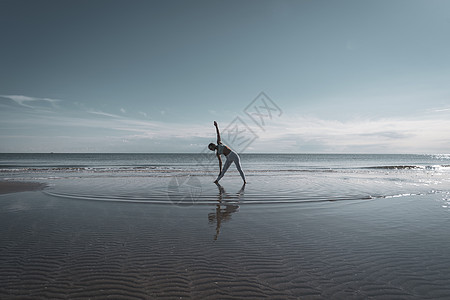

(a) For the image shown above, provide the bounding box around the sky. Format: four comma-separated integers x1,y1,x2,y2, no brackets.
1,0,449,153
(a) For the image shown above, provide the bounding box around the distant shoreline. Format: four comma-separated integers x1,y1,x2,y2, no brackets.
0,152,444,155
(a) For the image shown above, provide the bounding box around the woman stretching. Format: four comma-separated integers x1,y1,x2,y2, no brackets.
208,121,246,184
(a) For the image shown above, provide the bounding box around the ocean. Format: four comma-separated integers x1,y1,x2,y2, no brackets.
1,153,450,205
2,153,450,298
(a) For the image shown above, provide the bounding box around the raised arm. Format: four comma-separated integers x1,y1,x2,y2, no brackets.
214,121,221,144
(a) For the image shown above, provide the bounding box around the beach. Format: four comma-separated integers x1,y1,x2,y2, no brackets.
1,153,450,299
2,0,450,297
0,181,47,195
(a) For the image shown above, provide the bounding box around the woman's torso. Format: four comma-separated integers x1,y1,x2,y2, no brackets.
217,144,231,156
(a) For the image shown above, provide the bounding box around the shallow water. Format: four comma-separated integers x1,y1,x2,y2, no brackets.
1,153,450,298
1,191,450,299
2,153,450,205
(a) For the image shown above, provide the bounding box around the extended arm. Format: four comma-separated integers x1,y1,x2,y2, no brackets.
214,121,221,144
217,153,222,174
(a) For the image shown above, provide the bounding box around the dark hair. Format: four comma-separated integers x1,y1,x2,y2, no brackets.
208,143,215,149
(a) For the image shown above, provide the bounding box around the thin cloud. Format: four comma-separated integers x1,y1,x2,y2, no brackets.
0,94,61,108
253,115,450,153
1,102,209,141
87,110,123,119
3,94,449,153
430,107,450,113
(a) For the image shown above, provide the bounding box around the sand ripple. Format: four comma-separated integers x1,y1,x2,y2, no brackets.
2,179,450,299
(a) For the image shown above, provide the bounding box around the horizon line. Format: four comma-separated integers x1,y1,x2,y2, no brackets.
0,152,447,156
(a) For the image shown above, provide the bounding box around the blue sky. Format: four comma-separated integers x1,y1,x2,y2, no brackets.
1,0,449,153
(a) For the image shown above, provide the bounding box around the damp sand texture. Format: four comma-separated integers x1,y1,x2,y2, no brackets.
0,181,47,195
1,153,450,299
2,186,450,299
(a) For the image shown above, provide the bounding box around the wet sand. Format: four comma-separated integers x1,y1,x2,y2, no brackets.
0,181,47,195
1,181,450,299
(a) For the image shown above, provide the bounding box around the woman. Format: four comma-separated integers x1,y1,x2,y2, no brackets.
208,121,246,184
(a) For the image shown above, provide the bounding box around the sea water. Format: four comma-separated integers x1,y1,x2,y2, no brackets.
2,153,450,299
1,153,450,206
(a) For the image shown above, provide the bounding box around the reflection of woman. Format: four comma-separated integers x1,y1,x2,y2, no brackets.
208,182,245,240
208,121,246,184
